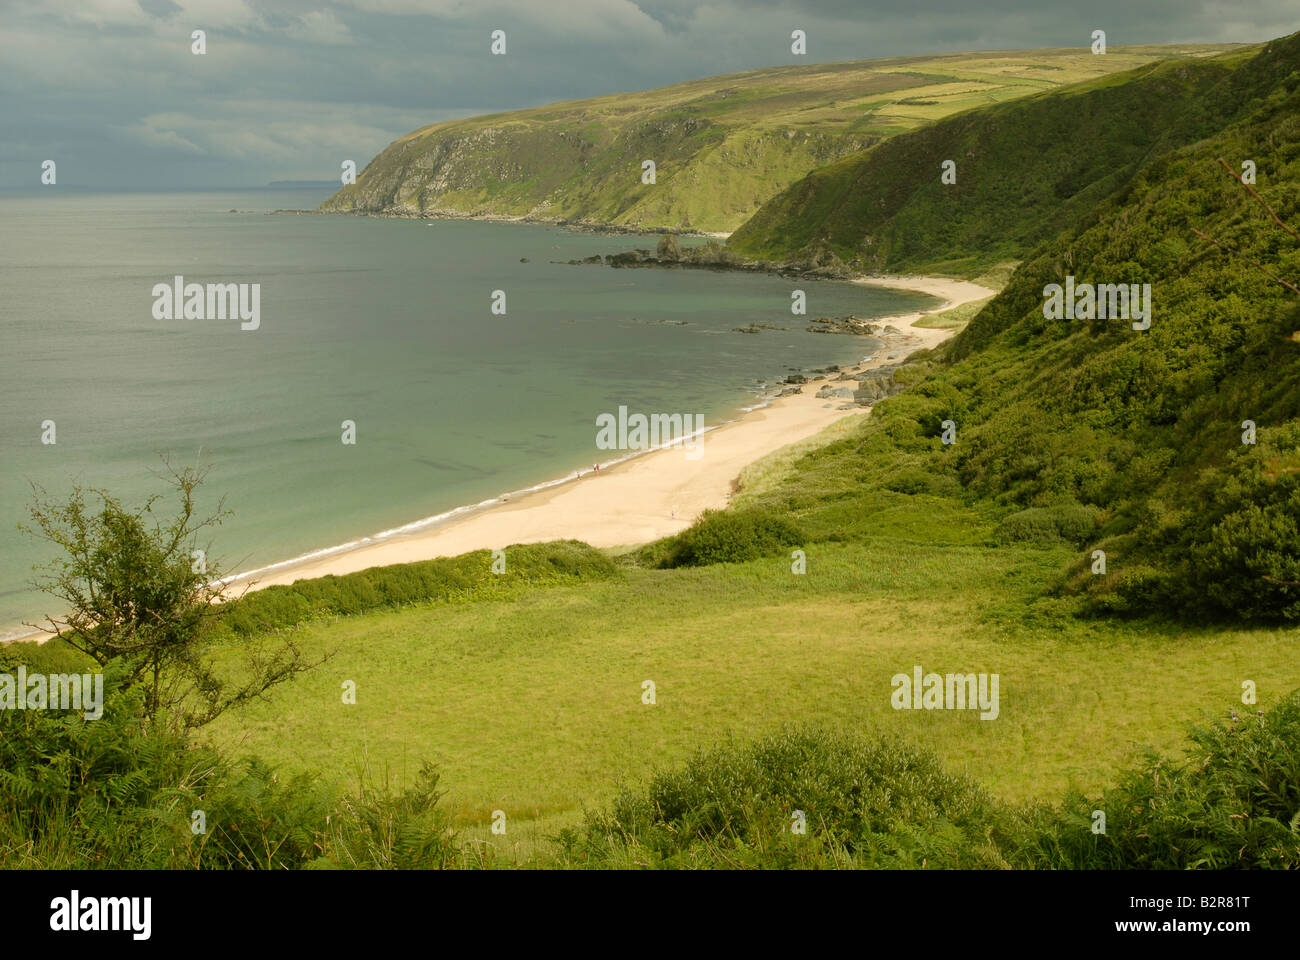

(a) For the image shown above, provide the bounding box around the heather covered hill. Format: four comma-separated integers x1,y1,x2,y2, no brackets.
320,46,1231,234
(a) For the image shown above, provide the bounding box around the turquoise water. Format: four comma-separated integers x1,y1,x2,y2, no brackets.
0,189,936,634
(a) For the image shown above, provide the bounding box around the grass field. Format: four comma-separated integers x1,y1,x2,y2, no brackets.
202,414,1300,859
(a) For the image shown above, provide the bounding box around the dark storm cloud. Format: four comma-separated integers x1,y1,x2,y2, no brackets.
0,0,1291,188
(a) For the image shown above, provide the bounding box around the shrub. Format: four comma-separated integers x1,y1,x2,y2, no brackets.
213,540,619,638
885,469,932,495
0,665,458,869
994,503,1102,545
557,728,1009,868
0,663,210,868
0,637,94,675
656,508,805,568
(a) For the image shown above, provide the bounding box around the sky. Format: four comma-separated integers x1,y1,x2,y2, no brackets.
2,0,1296,188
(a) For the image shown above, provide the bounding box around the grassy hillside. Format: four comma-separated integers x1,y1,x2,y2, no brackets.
10,585,1298,869
198,521,1299,836
729,46,1263,274
727,31,1300,624
320,46,1234,234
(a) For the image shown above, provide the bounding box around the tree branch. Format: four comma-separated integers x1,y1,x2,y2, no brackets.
1217,157,1300,242
1190,227,1300,297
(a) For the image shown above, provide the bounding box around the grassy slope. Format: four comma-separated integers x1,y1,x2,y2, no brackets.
729,47,1261,274
725,32,1300,619
202,450,1300,848
927,33,1300,619
320,46,1234,234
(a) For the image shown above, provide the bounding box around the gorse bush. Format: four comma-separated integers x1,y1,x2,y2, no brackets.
648,507,805,568
994,503,1104,545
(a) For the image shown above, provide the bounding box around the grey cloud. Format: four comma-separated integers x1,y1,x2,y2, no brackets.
1,0,1290,188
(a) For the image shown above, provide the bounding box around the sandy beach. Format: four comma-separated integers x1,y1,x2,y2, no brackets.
244,275,995,591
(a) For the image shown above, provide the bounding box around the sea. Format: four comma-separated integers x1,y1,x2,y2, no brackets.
0,187,937,636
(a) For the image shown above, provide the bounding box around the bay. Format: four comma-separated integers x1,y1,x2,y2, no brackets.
0,188,936,633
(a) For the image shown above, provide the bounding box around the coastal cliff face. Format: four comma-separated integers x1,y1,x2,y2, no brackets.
319,47,1208,235
323,118,865,233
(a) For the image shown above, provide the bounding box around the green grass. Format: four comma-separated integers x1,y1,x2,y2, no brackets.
913,296,993,329
203,523,1300,843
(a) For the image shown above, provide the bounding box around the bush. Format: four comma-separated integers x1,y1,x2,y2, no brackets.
557,728,1009,868
994,503,1103,545
213,540,619,638
1173,427,1300,622
0,637,95,675
196,759,457,870
885,469,933,495
0,663,210,868
0,665,458,869
654,508,805,568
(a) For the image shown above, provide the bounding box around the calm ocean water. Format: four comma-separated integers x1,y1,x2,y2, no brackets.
0,188,935,635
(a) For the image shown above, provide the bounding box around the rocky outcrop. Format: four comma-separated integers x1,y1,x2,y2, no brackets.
806,315,882,336
852,368,906,405
563,235,864,280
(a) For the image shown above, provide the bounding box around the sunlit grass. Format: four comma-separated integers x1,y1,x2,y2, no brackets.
205,536,1300,838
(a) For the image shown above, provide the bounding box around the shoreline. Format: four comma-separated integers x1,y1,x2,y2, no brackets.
301,207,734,240
242,275,992,591
4,273,994,643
